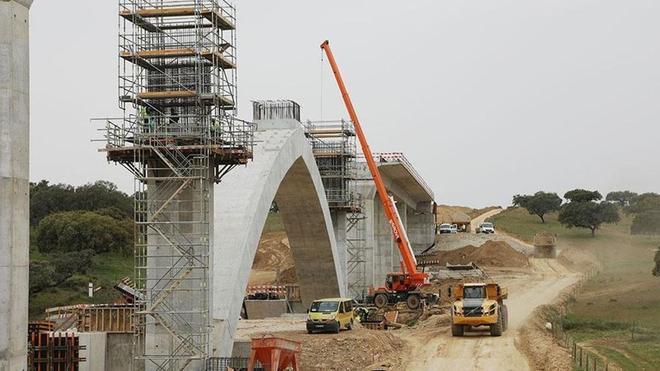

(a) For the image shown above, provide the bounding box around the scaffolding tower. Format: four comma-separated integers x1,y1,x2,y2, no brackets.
100,1,253,369
304,120,367,299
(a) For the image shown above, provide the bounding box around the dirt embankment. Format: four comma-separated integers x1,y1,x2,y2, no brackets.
250,231,297,285
517,280,582,371
269,328,408,371
252,231,293,271
422,240,530,268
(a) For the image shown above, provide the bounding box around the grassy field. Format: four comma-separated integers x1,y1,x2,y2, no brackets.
29,251,133,319
492,207,660,370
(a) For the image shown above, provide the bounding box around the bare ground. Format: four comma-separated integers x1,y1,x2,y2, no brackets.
399,257,579,370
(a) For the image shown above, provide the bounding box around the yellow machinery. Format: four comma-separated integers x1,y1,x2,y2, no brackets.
306,298,355,334
451,282,508,337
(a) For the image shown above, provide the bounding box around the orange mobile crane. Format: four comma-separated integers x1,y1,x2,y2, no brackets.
321,40,431,309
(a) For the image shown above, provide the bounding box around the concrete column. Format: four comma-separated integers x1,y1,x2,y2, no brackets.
373,193,393,284
145,172,209,370
0,1,33,370
406,201,435,252
392,200,407,272
331,210,347,291
361,191,376,289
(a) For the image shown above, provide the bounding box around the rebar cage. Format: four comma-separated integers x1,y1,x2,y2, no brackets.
95,1,254,369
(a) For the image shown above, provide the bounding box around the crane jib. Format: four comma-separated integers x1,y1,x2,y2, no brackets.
320,39,428,286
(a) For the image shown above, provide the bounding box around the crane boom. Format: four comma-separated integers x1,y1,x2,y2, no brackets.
320,40,427,286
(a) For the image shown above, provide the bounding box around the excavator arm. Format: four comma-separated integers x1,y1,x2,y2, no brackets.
320,40,427,286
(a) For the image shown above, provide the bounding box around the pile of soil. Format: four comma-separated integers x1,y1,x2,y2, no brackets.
252,232,293,271
423,240,529,268
276,266,298,284
273,329,407,370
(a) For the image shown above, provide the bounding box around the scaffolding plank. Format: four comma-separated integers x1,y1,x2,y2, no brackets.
138,90,198,100
120,7,235,30
121,49,236,69
103,144,251,165
119,12,161,32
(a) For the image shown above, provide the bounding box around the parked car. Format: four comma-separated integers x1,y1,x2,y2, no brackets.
477,222,495,234
438,223,453,234
450,224,459,233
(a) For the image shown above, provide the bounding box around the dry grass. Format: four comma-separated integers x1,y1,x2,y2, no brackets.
494,207,660,370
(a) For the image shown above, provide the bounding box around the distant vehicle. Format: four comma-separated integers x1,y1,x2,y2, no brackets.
533,231,557,258
450,224,459,233
306,297,354,334
438,223,453,234
477,222,495,234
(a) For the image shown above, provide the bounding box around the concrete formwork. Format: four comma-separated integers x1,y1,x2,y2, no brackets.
211,120,346,357
0,1,33,370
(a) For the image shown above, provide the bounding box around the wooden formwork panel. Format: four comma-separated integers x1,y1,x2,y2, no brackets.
78,306,134,333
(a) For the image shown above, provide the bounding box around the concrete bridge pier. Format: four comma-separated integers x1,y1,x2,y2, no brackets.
0,1,33,370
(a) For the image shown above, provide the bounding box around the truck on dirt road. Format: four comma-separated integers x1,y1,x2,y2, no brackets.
533,231,557,258
450,282,508,337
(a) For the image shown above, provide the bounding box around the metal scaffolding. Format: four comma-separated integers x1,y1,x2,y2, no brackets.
346,207,368,300
304,119,359,209
304,119,367,299
98,1,253,369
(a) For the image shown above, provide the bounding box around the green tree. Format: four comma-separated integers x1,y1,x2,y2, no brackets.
29,250,94,293
29,181,75,225
36,211,133,255
605,191,638,207
631,211,660,235
625,193,660,214
558,201,620,236
564,189,602,203
512,194,532,207
513,192,562,223
29,180,133,225
73,181,132,217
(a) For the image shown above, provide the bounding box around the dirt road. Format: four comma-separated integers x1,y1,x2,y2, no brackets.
470,208,504,233
401,258,578,370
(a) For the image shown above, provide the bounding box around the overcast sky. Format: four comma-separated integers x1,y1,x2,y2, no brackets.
29,1,660,208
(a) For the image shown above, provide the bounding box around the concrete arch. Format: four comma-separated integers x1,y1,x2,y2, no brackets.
210,120,346,356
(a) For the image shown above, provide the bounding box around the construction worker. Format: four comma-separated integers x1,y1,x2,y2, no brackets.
210,117,221,140
138,106,149,133
653,247,660,276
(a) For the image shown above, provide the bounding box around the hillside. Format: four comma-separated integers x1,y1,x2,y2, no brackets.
492,207,660,370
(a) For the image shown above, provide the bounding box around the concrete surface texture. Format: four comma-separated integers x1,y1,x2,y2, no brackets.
211,119,346,357
244,300,289,320
77,333,140,371
78,333,107,371
0,1,32,370
144,173,210,369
